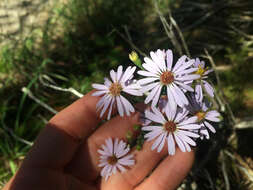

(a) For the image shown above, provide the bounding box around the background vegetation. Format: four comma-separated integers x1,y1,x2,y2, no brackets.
0,0,253,189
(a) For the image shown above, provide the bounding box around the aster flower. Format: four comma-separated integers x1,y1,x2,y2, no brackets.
142,104,200,155
98,138,135,181
187,93,221,139
138,49,200,108
194,58,214,100
92,65,142,119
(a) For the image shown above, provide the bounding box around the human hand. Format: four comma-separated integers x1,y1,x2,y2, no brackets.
4,91,194,190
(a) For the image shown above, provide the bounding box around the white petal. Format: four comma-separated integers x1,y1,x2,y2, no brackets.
100,96,112,118
144,128,164,141
92,83,108,91
178,116,198,125
151,85,162,107
176,74,200,81
123,88,143,96
167,133,175,155
145,84,161,105
107,97,115,120
116,96,124,116
151,106,166,122
174,133,186,152
138,70,159,77
177,124,201,130
92,90,108,97
176,67,198,75
165,100,177,121
178,130,199,138
172,55,187,72
157,132,167,152
140,82,159,93
204,121,216,133
174,59,194,73
166,85,177,110
105,138,113,155
176,131,196,146
117,65,123,81
203,81,214,97
138,77,158,85
110,70,117,83
145,110,166,124
166,49,173,71
120,95,135,116
174,81,194,92
152,133,166,152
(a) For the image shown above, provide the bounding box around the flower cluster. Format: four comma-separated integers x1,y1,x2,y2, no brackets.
93,49,221,180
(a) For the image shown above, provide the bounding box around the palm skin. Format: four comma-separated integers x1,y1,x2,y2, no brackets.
4,91,194,190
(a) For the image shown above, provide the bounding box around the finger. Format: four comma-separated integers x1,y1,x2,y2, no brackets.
99,140,168,190
22,91,102,169
65,112,140,182
135,149,195,190
49,90,101,139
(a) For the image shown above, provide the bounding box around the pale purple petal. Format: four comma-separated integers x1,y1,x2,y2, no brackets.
120,95,134,116
176,74,200,81
174,81,194,92
144,128,164,141
174,59,195,73
166,86,177,109
105,138,113,155
204,121,216,133
140,82,159,93
123,88,142,96
174,133,186,152
116,96,124,116
178,130,199,138
203,81,214,97
165,101,177,121
177,124,201,130
195,84,203,102
172,55,187,72
100,96,112,117
117,66,123,81
176,131,196,146
145,110,166,124
168,133,175,155
138,77,158,85
151,133,166,151
138,70,159,77
157,133,167,152
104,77,112,86
151,85,162,107
92,83,108,91
206,110,220,118
176,67,198,75
151,106,166,122
166,49,173,71
107,97,115,120
145,84,161,105
92,90,108,97
178,116,198,125
205,115,220,122
150,51,165,71
110,70,117,83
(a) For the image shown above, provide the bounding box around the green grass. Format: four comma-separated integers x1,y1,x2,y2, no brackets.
0,0,253,189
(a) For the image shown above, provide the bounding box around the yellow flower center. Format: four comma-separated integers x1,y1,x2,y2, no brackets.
196,111,206,122
109,82,122,96
195,65,208,77
163,121,177,133
160,71,174,85
107,155,118,165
